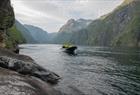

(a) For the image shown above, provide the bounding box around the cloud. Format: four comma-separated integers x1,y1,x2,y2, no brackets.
11,0,123,33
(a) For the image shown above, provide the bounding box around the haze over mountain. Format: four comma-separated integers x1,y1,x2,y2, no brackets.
53,18,92,44
11,0,123,33
59,19,92,33
15,20,50,44
15,20,36,43
52,0,140,47
9,0,140,47
24,25,48,43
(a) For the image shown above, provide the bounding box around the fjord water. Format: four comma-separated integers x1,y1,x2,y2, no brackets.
20,44,140,95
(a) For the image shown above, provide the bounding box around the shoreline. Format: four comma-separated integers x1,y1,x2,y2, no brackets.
0,48,62,95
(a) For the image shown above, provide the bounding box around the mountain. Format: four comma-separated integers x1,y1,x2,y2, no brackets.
59,19,92,33
53,19,92,44
15,20,36,43
24,25,48,43
85,0,140,47
16,21,49,44
47,32,57,44
53,0,140,47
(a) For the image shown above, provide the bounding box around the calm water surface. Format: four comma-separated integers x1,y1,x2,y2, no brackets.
20,44,140,95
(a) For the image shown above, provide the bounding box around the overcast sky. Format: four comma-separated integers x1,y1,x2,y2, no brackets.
11,0,123,33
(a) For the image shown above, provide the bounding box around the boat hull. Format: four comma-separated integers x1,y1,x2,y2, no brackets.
63,46,77,54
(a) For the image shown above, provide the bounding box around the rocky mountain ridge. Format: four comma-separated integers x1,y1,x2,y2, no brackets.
59,18,92,33
53,0,140,47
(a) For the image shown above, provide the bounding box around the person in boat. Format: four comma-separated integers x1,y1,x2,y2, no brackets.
62,43,73,48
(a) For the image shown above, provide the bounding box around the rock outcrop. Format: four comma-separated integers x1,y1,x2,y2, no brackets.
0,67,63,95
0,67,50,95
0,0,14,47
0,0,25,49
0,48,62,95
0,56,60,84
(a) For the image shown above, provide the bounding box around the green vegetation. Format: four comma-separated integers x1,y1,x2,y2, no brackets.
5,25,26,48
0,8,14,29
113,14,140,47
49,0,140,47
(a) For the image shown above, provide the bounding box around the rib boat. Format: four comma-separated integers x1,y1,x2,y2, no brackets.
62,44,77,54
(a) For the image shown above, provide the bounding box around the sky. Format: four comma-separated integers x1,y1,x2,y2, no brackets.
11,0,124,33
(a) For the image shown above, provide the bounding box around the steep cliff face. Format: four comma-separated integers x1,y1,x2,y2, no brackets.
0,1,26,48
86,0,140,47
54,0,140,47
112,0,140,47
0,0,15,47
54,19,92,44
59,19,92,33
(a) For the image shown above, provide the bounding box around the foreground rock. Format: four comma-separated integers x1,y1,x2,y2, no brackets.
0,0,63,94
0,67,64,95
0,48,61,84
0,48,34,62
0,56,60,84
0,48,64,95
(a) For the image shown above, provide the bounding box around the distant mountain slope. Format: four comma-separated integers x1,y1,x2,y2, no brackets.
54,19,92,44
53,0,140,47
24,25,48,43
47,32,57,44
15,20,36,43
